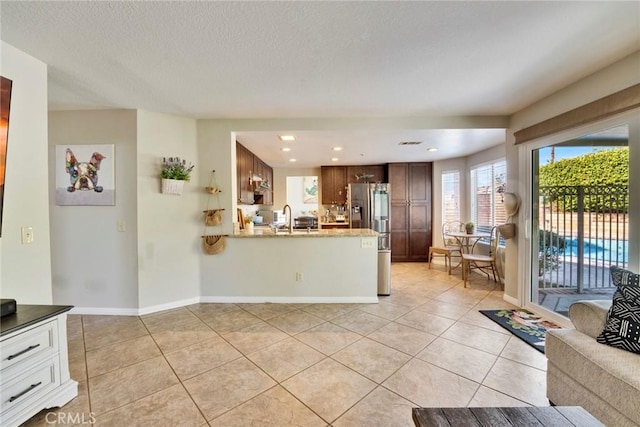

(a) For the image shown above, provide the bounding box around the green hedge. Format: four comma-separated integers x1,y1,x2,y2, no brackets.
539,148,628,212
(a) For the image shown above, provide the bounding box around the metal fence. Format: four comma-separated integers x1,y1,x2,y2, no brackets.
538,184,629,291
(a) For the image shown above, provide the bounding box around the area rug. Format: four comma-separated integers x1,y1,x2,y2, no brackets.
479,309,562,353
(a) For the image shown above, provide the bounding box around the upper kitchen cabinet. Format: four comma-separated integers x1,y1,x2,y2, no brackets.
321,166,348,205
346,165,386,184
236,141,273,205
388,162,432,262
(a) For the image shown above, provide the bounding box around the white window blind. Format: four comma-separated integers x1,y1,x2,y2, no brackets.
442,171,460,224
470,160,507,233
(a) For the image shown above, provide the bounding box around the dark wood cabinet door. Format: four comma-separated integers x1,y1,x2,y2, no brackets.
367,165,386,183
321,166,347,205
388,162,432,262
236,142,253,204
347,165,386,184
262,164,273,205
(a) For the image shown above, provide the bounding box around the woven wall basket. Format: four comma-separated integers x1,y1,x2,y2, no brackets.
204,209,223,226
202,235,225,255
498,223,516,240
161,178,185,195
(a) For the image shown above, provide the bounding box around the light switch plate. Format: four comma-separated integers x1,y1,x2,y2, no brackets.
21,226,34,244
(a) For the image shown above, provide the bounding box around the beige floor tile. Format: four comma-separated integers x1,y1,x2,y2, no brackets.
164,336,242,380
333,386,415,427
246,337,325,382
435,287,490,308
416,337,497,383
367,322,437,356
382,292,431,308
67,316,84,340
499,336,548,371
482,357,549,406
295,322,361,355
95,384,205,427
209,385,327,427
81,315,139,332
222,321,289,354
187,302,241,317
415,299,471,320
183,357,276,421
86,335,160,378
357,301,413,320
141,307,204,333
282,358,376,423
332,337,411,383
67,335,86,362
201,309,263,334
151,328,219,353
236,303,298,320
440,322,510,355
69,356,87,382
82,317,149,351
331,309,390,335
267,309,325,335
383,358,479,407
302,303,358,320
395,310,456,336
89,356,179,414
469,385,531,407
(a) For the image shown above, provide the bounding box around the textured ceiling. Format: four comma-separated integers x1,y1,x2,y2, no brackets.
1,1,638,165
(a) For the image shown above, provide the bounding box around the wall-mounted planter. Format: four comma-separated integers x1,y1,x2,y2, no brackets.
161,178,185,195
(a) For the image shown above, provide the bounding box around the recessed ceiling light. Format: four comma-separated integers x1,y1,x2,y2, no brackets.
331,157,339,162
289,158,297,162
427,147,438,152
332,147,343,151
281,147,291,152
279,135,295,141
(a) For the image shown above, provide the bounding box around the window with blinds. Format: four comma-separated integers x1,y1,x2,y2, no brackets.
470,160,507,233
442,171,460,224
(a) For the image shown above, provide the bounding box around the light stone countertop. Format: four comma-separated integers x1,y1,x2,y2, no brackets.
229,227,378,238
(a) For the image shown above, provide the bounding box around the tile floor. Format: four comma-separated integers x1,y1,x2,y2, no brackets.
23,263,549,426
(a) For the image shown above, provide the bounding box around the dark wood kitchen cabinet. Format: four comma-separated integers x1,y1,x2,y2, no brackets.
346,165,386,184
236,141,273,205
321,166,348,205
388,162,432,262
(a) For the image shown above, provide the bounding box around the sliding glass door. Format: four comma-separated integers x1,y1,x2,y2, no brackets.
522,115,638,320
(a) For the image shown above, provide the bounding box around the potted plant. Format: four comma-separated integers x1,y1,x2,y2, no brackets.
465,222,475,234
161,157,194,195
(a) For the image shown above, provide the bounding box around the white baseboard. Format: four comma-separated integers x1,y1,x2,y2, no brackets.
69,307,140,316
200,296,379,304
69,297,201,316
502,293,520,307
138,297,201,316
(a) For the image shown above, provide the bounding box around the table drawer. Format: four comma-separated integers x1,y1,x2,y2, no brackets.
0,320,58,372
1,358,59,414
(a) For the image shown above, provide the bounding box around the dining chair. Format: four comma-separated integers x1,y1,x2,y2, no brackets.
462,226,499,287
428,221,464,274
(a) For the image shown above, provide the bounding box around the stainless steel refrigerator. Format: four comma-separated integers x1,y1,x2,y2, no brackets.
348,183,391,295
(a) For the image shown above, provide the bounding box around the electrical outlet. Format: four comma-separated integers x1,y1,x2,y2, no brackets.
296,272,303,281
117,220,126,232
21,227,34,244
361,238,375,249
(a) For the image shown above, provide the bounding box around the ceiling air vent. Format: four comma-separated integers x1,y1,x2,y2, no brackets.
398,141,423,145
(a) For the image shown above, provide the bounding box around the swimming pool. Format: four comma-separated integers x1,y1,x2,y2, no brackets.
563,237,629,264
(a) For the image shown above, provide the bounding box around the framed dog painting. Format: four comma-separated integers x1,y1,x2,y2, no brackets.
55,144,115,206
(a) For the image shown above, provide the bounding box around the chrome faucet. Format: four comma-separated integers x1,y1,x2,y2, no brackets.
282,204,293,233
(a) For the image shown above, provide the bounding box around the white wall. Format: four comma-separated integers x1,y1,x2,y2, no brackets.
274,167,321,211
49,110,138,310
137,110,200,311
286,176,319,218
0,42,52,304
505,51,640,303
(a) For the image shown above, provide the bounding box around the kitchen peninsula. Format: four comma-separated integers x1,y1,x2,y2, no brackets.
200,228,379,303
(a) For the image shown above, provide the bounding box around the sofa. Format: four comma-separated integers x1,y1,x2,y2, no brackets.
546,300,640,426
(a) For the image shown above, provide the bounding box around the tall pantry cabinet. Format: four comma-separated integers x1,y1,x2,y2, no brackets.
388,163,432,262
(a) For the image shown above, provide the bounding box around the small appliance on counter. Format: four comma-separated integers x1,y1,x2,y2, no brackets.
1,298,17,317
